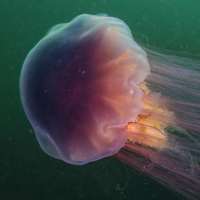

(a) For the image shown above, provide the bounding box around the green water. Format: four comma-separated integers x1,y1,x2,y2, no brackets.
1,0,200,199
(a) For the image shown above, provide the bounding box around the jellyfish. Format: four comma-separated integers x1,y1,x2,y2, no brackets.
20,14,200,199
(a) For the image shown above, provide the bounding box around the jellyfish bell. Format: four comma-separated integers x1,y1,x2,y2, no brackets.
20,14,200,200
20,14,151,164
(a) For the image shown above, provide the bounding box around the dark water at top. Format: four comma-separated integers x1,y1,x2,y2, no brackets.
1,0,200,200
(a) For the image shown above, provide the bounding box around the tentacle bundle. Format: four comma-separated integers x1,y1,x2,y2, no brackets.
116,48,200,200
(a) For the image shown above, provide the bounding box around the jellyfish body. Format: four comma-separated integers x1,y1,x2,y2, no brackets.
20,14,150,165
20,14,200,200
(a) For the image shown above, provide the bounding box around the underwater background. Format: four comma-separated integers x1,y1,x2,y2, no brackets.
1,0,200,199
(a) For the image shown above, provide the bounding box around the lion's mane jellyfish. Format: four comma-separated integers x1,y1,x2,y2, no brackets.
20,14,200,199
